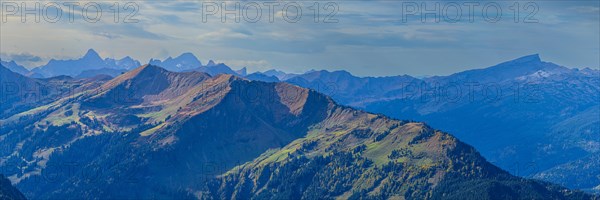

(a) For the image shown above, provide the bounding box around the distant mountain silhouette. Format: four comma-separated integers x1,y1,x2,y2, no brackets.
245,72,280,82
0,59,29,75
31,49,141,77
192,62,239,76
236,67,247,76
287,70,422,106
263,69,301,80
149,52,202,72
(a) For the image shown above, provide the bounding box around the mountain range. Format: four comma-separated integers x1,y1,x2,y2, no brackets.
28,49,140,78
1,52,598,198
0,63,595,199
10,49,249,79
284,54,600,192
5,49,304,81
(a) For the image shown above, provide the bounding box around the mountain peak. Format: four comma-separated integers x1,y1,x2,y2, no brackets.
150,53,202,71
176,52,198,60
207,60,216,67
98,64,168,93
510,54,541,64
135,64,165,74
0,59,30,75
83,49,101,59
236,67,247,76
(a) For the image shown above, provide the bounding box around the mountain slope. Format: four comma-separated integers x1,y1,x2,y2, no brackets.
0,64,52,118
534,154,600,193
0,65,593,199
0,175,26,200
363,55,600,188
0,59,29,75
75,68,127,78
0,64,113,119
426,54,570,83
204,108,590,199
281,54,600,191
1,65,332,198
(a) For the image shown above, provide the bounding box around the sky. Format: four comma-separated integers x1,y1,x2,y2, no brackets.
0,0,599,76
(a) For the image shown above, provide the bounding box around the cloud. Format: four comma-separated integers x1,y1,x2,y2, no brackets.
197,28,252,41
0,1,598,76
86,23,166,40
153,48,171,61
568,6,600,14
146,1,201,12
93,32,121,39
0,52,42,62
0,52,45,68
157,14,186,25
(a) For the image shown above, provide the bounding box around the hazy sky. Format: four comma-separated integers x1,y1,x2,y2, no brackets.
1,0,598,76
